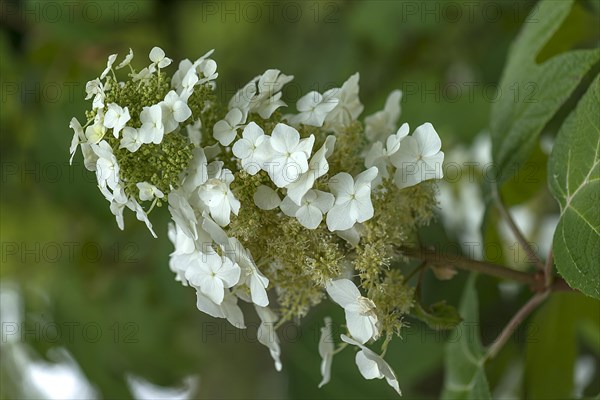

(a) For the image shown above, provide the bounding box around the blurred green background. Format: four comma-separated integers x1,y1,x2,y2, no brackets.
1,0,599,399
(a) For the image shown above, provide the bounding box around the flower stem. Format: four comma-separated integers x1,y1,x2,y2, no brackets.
485,290,549,360
398,246,539,287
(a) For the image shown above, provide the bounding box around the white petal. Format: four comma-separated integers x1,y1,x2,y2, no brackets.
225,107,243,126
422,151,445,181
196,290,225,318
279,196,300,217
243,121,265,142
271,123,299,153
217,257,241,287
149,46,165,63
201,216,229,247
354,195,374,224
253,185,281,210
393,160,423,189
326,201,356,232
201,276,225,304
296,205,323,229
213,120,236,146
255,306,282,371
325,279,360,309
221,293,246,328
356,350,384,379
318,317,335,388
414,122,441,156
296,134,315,158
340,335,402,395
312,190,335,213
232,137,252,159
390,136,418,168
328,172,354,198
346,311,374,344
355,166,378,189
172,100,192,122
335,226,361,247
249,274,270,307
285,174,313,205
297,91,321,111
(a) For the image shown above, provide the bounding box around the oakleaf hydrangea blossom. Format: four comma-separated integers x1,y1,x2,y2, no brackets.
341,334,401,395
318,317,335,388
391,122,444,188
365,123,409,186
326,167,378,232
326,278,379,344
286,90,339,127
364,89,403,143
263,123,315,188
69,46,445,395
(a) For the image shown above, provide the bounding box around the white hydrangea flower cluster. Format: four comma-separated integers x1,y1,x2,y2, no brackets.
69,47,444,396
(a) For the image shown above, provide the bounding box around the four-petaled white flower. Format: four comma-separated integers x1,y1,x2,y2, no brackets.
280,190,334,230
255,305,282,371
182,147,208,194
286,135,336,205
179,69,199,102
69,117,85,164
167,222,196,285
100,53,117,80
230,69,293,119
129,198,157,238
326,167,378,232
198,58,218,84
116,48,134,70
390,122,444,189
250,69,294,119
365,123,409,186
168,189,199,240
160,90,192,134
119,127,143,152
91,140,120,190
364,90,402,143
131,64,156,83
324,73,363,131
213,108,244,146
138,104,165,144
136,182,164,201
104,103,131,138
198,166,241,227
232,122,270,175
185,251,241,304
186,119,203,147
288,90,339,127
340,334,401,396
149,46,172,68
264,123,314,188
196,289,245,328
227,237,270,307
85,115,107,144
326,278,379,344
318,317,335,388
85,78,106,109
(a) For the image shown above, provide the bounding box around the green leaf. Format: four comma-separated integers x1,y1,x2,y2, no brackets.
490,0,600,183
548,74,600,298
441,274,491,400
524,293,600,399
413,300,462,331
